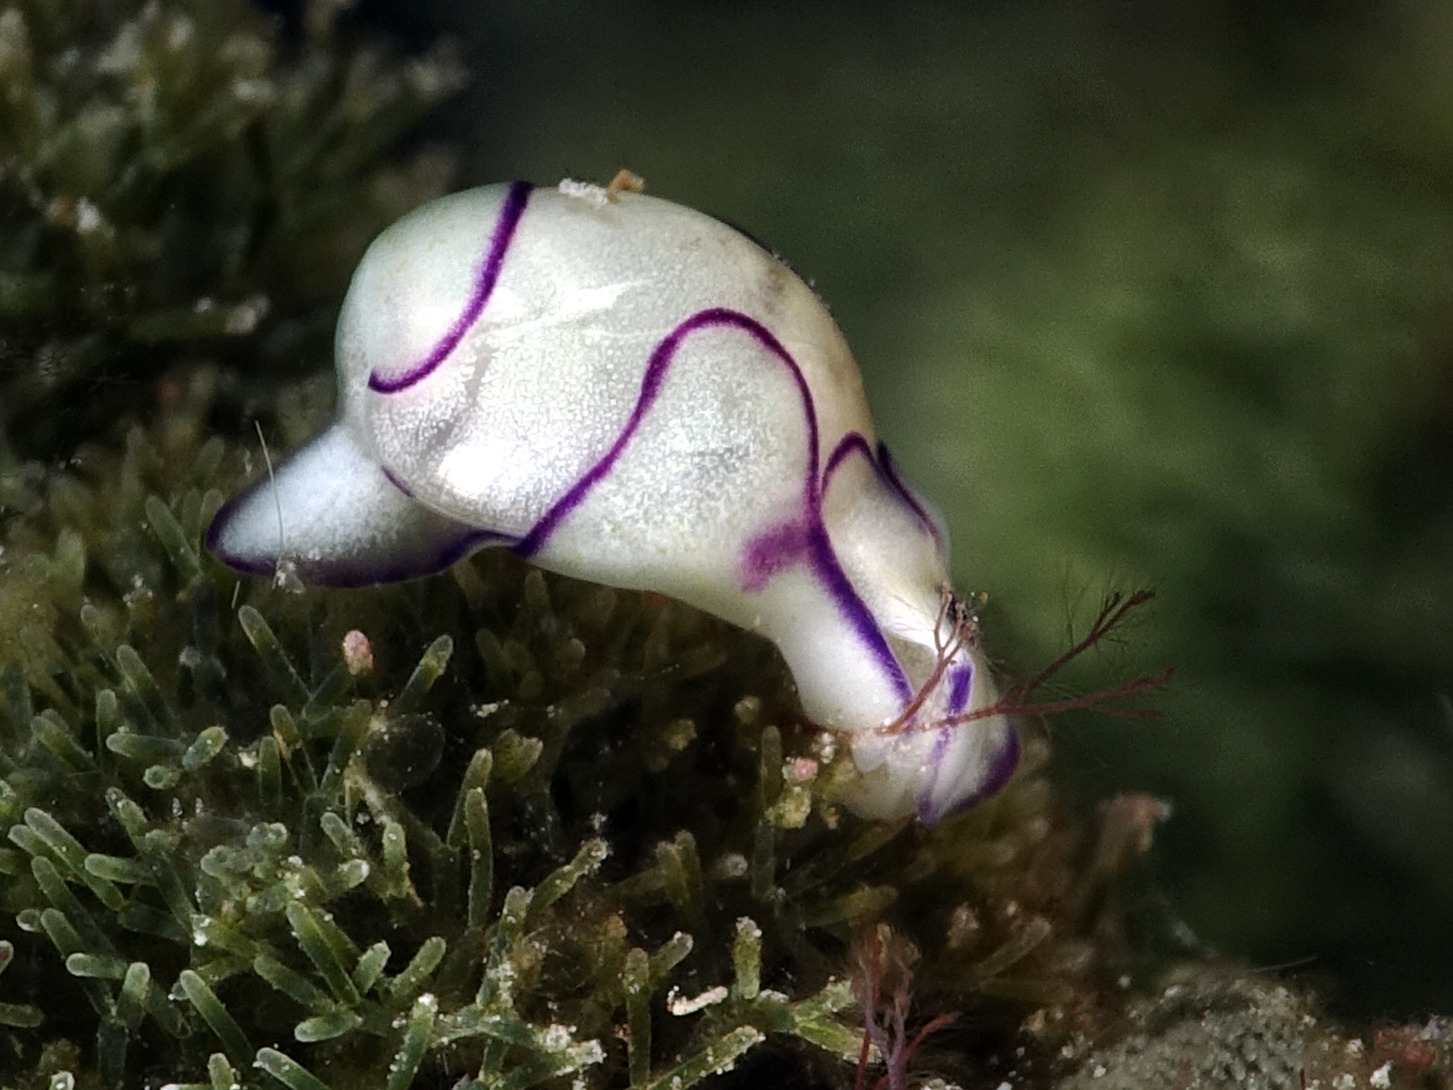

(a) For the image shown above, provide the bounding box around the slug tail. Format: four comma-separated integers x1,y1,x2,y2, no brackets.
206,421,507,587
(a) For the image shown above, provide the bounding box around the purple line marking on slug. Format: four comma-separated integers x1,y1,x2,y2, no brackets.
380,464,415,499
515,308,817,553
316,526,520,589
368,181,533,395
926,727,955,781
947,661,973,716
513,306,913,702
738,519,811,592
919,725,1020,824
804,520,913,701
205,492,254,564
876,441,944,548
823,434,942,548
823,431,875,482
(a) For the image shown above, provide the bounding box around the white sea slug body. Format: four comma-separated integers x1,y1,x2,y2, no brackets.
207,180,1018,823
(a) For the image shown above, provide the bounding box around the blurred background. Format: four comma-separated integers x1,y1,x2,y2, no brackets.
295,0,1453,1018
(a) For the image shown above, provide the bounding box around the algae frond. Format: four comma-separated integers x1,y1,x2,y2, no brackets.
0,376,1089,1088
0,0,462,461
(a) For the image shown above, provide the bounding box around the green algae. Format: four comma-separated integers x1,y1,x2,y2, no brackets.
0,0,462,462
0,397,1089,1089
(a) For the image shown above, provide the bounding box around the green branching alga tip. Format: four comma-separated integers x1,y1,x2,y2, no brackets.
0,383,1108,1090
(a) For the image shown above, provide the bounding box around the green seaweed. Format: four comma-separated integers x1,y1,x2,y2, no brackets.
0,0,463,462
0,343,1100,1090
0,325,1123,1090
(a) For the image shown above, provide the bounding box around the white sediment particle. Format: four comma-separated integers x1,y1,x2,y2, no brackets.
541,1023,574,1051
224,295,269,335
74,198,105,235
812,731,838,762
273,558,302,593
714,852,748,879
1370,1062,1392,1089
558,178,609,208
666,984,728,1015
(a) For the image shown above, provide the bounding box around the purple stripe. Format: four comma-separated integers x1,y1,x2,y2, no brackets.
823,431,874,482
823,435,942,549
738,519,811,592
876,442,944,548
515,308,820,556
368,181,533,395
511,306,911,701
918,724,1020,825
300,526,519,588
380,464,415,499
806,523,913,701
926,728,955,784
947,661,973,715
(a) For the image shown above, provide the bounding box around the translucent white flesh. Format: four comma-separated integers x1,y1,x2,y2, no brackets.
208,181,1018,822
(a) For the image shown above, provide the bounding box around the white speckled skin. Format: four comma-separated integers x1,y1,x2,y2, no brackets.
207,181,1018,822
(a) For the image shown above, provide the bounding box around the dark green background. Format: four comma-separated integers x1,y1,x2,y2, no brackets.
321,0,1453,1018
